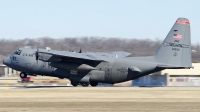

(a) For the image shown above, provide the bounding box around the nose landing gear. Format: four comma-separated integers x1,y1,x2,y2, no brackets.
90,81,98,87
71,81,78,87
71,81,90,87
20,72,27,78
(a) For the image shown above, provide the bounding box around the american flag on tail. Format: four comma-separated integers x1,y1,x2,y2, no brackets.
173,34,182,39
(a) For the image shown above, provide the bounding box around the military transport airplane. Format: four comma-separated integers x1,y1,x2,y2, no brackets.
3,17,192,87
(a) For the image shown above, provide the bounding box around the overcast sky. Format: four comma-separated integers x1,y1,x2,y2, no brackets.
0,0,200,43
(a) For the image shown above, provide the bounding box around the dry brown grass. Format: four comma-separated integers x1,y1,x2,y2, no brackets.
0,87,200,112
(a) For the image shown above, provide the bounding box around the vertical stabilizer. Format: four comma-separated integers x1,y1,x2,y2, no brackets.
155,18,192,67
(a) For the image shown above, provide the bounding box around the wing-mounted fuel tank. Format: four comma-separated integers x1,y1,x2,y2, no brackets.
50,62,97,71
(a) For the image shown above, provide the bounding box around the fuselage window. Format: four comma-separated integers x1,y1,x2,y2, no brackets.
12,56,16,61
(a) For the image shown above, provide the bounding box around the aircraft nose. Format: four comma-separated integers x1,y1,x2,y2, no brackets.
3,57,11,66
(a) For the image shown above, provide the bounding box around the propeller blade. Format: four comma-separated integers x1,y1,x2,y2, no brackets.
79,48,82,53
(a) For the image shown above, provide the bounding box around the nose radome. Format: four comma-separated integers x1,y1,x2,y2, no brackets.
3,57,10,66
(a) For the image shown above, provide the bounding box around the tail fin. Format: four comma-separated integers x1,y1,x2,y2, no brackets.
155,17,192,67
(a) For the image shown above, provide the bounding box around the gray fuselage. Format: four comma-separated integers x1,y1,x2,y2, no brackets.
4,47,162,84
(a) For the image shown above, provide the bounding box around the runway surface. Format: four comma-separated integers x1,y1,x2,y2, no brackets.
0,87,200,112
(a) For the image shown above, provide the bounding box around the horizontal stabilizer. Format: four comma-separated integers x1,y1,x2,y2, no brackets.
156,64,193,69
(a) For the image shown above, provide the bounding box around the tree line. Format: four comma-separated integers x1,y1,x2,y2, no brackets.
0,37,199,63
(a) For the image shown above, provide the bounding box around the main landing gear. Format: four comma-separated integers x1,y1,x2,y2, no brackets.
90,81,98,87
71,81,79,87
81,82,89,87
20,72,27,78
70,81,98,87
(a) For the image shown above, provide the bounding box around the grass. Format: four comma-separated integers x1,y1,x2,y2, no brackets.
0,87,200,112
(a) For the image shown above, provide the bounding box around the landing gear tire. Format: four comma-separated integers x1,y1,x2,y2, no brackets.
71,81,78,87
81,82,89,87
90,81,98,87
20,72,27,78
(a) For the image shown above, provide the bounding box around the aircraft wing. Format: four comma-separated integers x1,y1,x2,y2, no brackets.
37,50,104,62
37,50,131,62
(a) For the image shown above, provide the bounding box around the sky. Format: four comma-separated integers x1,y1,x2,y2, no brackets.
0,0,200,43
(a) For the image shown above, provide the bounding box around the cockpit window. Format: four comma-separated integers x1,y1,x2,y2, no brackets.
17,50,21,55
14,50,22,55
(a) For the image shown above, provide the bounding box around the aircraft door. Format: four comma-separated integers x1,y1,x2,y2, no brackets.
112,63,128,82
104,63,112,82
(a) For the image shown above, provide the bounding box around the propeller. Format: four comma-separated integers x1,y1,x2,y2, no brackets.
35,48,39,67
35,48,39,60
79,48,82,53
